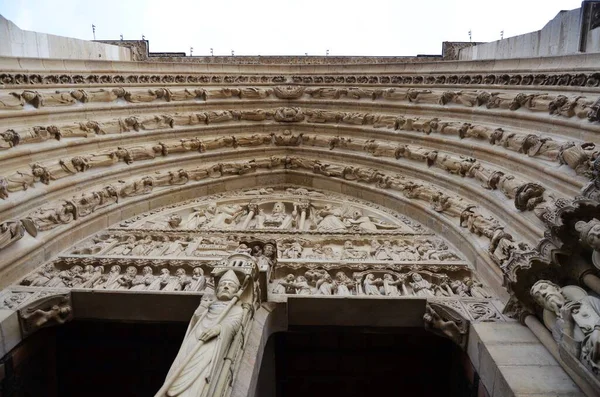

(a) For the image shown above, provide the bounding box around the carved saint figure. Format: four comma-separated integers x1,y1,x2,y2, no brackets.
363,274,383,295
186,268,207,292
186,203,244,229
383,274,404,296
316,273,335,295
410,273,434,297
256,202,293,229
163,270,244,396
531,280,600,375
334,272,354,296
131,266,155,291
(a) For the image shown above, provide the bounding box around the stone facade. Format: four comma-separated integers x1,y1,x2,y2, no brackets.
1,6,600,396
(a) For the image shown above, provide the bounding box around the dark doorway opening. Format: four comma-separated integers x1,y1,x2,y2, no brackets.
259,327,472,397
1,320,187,397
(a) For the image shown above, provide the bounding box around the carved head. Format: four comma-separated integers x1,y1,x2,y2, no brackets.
142,266,153,275
530,280,565,315
272,202,285,214
84,265,94,273
344,241,354,249
126,266,137,276
110,265,121,274
264,243,275,257
335,272,346,281
365,274,374,281
175,268,186,277
351,209,363,220
71,265,83,274
412,273,423,282
193,267,204,277
216,270,240,300
206,203,217,213
575,219,600,250
383,274,394,281
160,268,170,276
94,266,104,274
168,215,182,228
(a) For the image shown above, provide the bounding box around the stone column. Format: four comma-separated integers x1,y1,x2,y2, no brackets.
522,313,596,396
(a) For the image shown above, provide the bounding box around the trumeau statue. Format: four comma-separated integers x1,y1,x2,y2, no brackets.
531,280,600,377
157,256,256,397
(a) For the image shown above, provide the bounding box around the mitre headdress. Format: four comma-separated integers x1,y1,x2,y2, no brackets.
219,269,241,287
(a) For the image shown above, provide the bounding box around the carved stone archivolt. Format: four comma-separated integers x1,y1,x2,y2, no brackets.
1,87,597,126
0,170,518,278
1,71,599,89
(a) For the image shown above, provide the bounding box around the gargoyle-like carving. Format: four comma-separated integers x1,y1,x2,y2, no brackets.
423,302,469,349
18,292,73,337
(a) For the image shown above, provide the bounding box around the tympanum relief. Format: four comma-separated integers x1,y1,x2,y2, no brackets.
121,188,420,233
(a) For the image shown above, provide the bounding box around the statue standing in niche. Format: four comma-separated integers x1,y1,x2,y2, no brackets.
341,241,368,260
410,273,435,297
316,273,335,295
185,268,207,292
383,274,405,296
273,274,296,294
131,266,155,291
334,272,355,296
256,202,295,229
160,270,244,397
363,274,383,295
253,243,276,271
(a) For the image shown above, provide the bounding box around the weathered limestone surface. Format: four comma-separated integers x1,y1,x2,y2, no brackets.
469,322,585,397
0,10,600,395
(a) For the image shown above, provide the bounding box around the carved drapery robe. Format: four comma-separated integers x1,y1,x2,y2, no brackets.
166,301,244,396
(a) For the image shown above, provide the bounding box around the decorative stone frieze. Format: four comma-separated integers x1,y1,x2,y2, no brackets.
1,71,599,88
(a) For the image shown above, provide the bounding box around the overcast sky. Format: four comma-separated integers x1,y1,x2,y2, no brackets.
0,0,584,56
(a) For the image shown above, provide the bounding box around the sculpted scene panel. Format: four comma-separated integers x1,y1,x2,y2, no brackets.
269,267,490,299
119,187,425,234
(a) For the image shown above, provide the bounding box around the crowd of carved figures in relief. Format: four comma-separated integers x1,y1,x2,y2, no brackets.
270,268,491,298
3,120,592,204
0,178,529,281
18,262,211,293
0,86,598,121
66,233,461,263
0,70,599,88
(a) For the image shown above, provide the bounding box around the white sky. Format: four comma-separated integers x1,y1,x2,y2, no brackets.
0,0,585,56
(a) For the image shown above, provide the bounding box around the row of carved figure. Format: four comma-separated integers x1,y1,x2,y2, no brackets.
0,158,521,264
271,269,492,298
1,86,598,123
1,106,595,180
20,263,210,292
277,239,460,261
66,231,461,262
1,127,564,214
0,71,598,88
150,201,404,232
